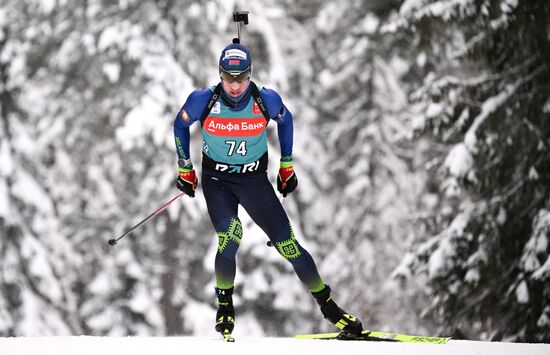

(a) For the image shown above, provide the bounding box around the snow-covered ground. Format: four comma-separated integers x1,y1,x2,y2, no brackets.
0,336,548,355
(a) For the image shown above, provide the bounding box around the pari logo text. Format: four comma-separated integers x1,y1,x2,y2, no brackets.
204,116,266,136
215,160,261,174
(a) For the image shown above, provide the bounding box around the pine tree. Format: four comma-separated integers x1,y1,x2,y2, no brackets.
0,0,215,335
303,0,438,333
393,0,550,341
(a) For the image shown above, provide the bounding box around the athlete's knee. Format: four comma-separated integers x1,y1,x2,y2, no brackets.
217,217,243,256
273,225,305,262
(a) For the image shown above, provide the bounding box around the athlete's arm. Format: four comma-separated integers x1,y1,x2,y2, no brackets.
261,88,294,158
173,88,213,164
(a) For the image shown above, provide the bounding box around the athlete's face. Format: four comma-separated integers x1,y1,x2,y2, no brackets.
220,70,250,97
221,78,249,97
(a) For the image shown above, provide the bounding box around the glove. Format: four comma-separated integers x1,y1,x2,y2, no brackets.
277,159,298,197
176,160,198,197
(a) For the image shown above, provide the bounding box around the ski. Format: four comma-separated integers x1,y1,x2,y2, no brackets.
296,330,451,344
222,329,235,343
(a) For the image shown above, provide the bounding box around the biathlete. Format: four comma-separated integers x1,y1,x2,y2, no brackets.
173,38,363,338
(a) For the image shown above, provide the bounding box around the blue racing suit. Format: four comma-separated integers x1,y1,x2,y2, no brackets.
173,82,325,292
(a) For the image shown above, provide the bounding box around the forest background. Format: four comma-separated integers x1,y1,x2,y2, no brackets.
1,0,549,342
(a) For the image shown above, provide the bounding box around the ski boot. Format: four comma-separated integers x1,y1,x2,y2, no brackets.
312,285,363,336
215,287,235,341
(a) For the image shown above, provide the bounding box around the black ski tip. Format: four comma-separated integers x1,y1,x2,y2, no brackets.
107,239,117,246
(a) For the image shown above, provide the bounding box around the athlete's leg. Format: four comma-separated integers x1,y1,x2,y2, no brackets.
201,173,243,290
238,173,325,293
202,173,243,334
238,173,363,334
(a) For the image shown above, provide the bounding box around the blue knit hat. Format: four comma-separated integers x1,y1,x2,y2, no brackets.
219,39,252,75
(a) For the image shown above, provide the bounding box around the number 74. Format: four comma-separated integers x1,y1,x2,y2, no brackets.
225,140,247,156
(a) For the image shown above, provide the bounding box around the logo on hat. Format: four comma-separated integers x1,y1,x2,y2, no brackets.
223,49,247,60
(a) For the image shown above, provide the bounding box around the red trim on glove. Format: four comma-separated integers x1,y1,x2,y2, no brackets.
179,169,198,190
278,166,294,188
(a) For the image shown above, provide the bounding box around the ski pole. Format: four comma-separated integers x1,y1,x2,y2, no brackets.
107,192,186,246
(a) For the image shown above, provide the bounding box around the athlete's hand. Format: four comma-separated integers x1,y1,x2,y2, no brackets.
277,159,298,197
176,160,198,197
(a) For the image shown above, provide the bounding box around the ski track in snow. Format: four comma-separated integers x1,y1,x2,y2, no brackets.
0,336,548,355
